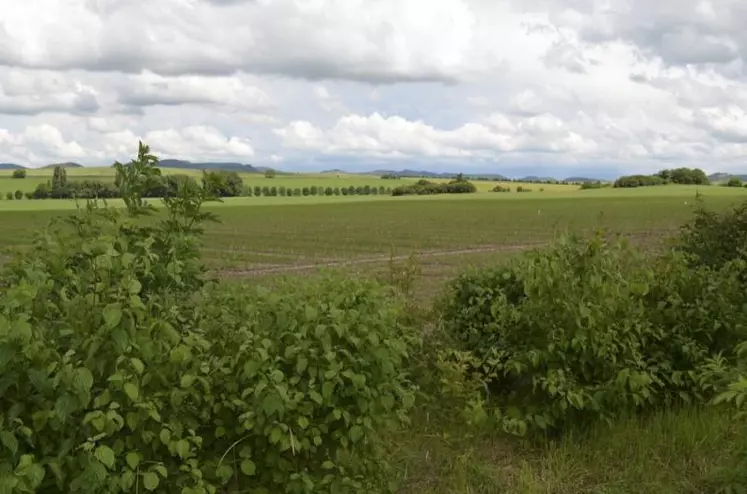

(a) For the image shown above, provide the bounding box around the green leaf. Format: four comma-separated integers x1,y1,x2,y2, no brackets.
180,375,195,388
322,461,335,470
159,429,171,445
143,472,159,491
175,439,190,458
349,425,364,444
269,428,282,444
95,445,116,469
128,279,142,295
240,459,256,476
103,303,123,329
125,452,140,470
154,465,167,478
296,357,308,374
216,464,233,484
130,358,145,376
123,382,139,402
73,368,94,397
0,431,18,456
297,417,309,430
309,391,323,405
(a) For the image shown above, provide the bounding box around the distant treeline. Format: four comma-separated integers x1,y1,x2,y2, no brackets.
614,168,709,188
13,168,397,200
392,178,477,196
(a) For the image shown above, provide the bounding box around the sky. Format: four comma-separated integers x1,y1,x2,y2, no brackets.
0,0,746,178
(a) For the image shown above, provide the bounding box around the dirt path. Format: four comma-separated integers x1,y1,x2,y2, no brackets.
216,242,545,278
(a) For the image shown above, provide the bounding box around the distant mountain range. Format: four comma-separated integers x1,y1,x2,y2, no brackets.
40,162,83,169
708,172,747,183
158,159,262,173
0,163,24,170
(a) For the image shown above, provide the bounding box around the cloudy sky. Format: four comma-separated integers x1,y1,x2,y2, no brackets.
0,0,746,177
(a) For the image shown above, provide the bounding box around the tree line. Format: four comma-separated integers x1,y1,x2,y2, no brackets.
614,167,709,188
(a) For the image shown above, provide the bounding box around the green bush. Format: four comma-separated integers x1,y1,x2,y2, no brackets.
679,200,747,269
293,188,301,196
0,142,416,493
14,190,23,200
5,191,13,200
302,187,310,196
11,169,26,179
254,186,262,197
491,185,511,193
441,234,747,435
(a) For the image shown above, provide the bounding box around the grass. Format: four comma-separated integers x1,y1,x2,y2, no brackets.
391,406,745,493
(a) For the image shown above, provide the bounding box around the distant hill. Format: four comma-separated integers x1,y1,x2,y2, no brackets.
159,159,260,173
564,176,604,183
364,169,463,179
709,172,747,183
321,169,346,174
518,175,557,182
0,163,25,170
41,162,83,169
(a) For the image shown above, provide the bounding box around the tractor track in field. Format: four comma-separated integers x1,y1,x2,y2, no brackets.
214,242,546,278
212,230,672,279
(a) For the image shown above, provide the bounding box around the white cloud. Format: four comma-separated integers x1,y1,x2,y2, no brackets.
0,0,747,176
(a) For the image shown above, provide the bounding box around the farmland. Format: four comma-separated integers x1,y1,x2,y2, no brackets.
2,151,747,494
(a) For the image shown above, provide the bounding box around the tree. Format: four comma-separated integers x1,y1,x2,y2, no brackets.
201,170,244,197
52,165,68,189
12,169,26,179
5,191,12,200
14,190,23,200
727,177,743,187
264,168,277,179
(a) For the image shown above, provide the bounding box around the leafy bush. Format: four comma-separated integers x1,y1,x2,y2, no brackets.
325,187,333,196
580,181,603,190
678,200,747,269
5,191,12,200
334,188,340,196
11,169,26,179
270,186,278,197
516,186,531,193
727,177,743,187
14,190,22,200
0,141,416,493
341,188,349,196
303,187,310,196
201,170,244,197
492,185,511,193
254,186,262,197
441,234,747,435
392,179,477,196
262,186,270,197
264,169,277,178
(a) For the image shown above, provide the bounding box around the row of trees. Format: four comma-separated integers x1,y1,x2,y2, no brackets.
22,166,400,200
614,167,709,188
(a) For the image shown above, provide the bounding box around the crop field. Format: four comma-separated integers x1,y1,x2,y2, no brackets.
1,185,745,300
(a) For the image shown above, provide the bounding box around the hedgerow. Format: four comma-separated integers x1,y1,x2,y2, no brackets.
441,233,747,435
0,142,416,493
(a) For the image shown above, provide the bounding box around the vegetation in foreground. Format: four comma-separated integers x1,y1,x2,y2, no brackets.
1,143,747,493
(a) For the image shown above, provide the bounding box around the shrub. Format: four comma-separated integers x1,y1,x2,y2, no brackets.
279,186,287,196
294,188,301,196
302,187,310,196
516,186,531,192
441,234,747,435
14,189,23,200
341,188,349,196
254,186,262,197
727,177,744,187
348,186,355,195
11,169,26,179
0,141,415,494
378,187,386,195
580,181,603,190
286,188,294,197
262,186,270,197
678,200,747,269
264,168,277,178
325,187,334,196
310,186,318,196
270,186,278,196
334,187,341,196
202,170,244,197
5,191,13,200
371,187,378,195
492,185,511,193
363,185,371,195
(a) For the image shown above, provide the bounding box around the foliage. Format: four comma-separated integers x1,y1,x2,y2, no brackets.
440,233,747,435
491,185,511,193
516,186,531,193
392,179,477,196
0,141,414,493
380,174,401,180
678,200,747,269
264,169,277,179
614,174,666,188
201,170,244,198
615,168,709,188
727,177,744,188
13,190,22,200
580,181,603,190
11,169,26,179
5,192,12,200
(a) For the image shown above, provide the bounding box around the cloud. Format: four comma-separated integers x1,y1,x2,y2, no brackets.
1,0,747,175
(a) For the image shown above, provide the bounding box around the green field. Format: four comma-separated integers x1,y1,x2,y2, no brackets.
3,163,747,493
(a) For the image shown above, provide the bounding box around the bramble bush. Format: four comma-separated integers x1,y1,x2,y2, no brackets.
441,233,747,435
0,141,416,493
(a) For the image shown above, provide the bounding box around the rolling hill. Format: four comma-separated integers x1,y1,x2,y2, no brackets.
158,159,260,173
0,163,25,170
40,162,83,169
